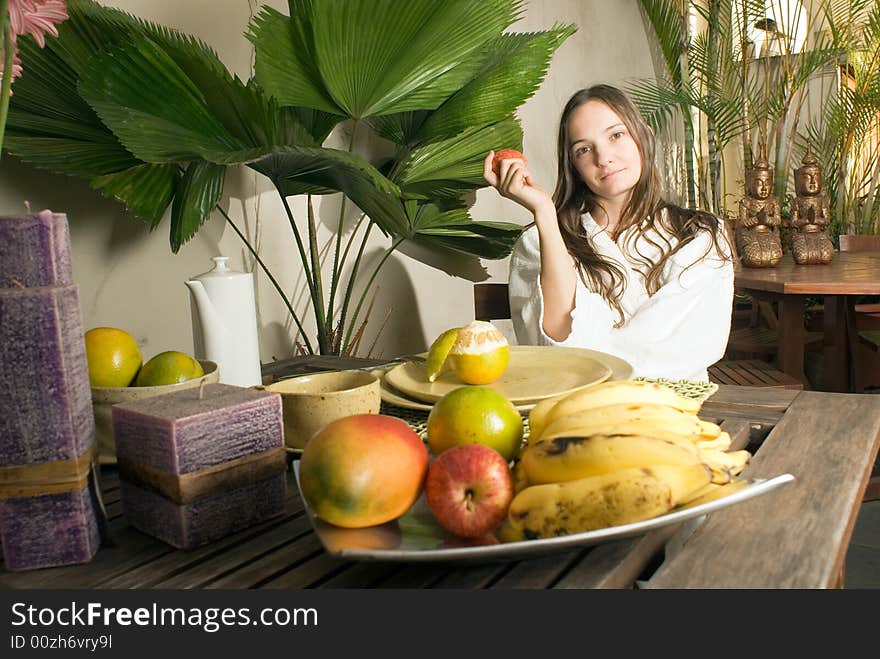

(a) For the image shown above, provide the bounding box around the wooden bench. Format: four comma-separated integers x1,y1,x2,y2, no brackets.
708,359,803,390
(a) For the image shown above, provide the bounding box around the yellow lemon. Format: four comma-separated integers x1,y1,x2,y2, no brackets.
425,327,461,382
134,350,204,387
84,327,143,388
448,320,509,385
426,385,524,461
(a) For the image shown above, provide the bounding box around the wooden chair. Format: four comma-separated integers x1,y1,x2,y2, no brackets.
839,234,880,334
838,234,880,389
472,283,801,389
725,297,823,359
838,235,880,502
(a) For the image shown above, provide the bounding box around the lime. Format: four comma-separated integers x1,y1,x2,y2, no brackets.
84,327,143,388
425,327,460,382
135,350,204,387
426,386,524,461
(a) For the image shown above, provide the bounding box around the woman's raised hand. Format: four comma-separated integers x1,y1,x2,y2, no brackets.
483,150,554,214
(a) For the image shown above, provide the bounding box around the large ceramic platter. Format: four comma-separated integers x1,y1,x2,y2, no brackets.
384,346,615,405
293,463,795,563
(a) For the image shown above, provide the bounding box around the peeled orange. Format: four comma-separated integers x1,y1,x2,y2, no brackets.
448,320,509,385
85,327,143,388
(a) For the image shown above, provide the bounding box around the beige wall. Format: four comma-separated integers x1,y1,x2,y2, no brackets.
0,0,657,364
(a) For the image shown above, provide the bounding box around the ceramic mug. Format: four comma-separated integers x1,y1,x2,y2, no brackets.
264,370,381,450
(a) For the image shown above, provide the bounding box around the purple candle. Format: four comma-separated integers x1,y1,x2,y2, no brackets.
0,282,101,571
0,285,95,462
112,384,287,549
0,211,73,288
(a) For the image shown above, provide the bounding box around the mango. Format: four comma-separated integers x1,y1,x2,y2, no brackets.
299,414,429,528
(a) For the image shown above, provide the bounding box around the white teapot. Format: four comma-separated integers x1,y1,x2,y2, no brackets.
186,256,262,387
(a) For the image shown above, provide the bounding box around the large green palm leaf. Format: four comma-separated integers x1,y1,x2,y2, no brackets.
418,26,576,140
393,117,523,198
250,0,522,119
409,202,522,259
5,1,180,223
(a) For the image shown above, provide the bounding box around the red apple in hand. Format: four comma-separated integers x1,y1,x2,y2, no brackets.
425,444,514,538
491,148,527,177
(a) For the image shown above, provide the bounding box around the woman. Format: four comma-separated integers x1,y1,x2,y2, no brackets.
483,84,733,381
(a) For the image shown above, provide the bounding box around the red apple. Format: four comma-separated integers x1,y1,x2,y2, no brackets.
425,444,514,538
491,148,527,176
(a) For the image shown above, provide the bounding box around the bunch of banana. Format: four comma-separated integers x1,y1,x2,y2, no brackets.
506,380,752,539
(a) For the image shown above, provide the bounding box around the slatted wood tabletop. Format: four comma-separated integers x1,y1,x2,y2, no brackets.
2,385,877,589
735,251,880,390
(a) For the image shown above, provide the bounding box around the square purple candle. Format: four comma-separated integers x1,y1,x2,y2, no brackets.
112,384,287,549
0,211,73,288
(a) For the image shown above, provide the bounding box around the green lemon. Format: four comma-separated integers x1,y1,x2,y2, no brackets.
426,386,524,461
135,350,204,387
425,327,461,382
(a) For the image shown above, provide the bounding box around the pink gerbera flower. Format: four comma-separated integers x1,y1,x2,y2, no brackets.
8,0,68,48
1,1,68,84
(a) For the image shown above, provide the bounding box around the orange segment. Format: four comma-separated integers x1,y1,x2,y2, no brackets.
425,327,461,382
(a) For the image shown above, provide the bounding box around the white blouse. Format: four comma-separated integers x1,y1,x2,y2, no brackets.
508,211,734,381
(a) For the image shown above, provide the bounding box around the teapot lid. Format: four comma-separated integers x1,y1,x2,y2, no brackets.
190,256,249,281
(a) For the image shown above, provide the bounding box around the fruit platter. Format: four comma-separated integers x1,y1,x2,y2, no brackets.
294,342,796,563
294,463,793,562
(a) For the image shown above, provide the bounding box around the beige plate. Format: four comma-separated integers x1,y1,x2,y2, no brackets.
383,345,618,405
376,371,535,413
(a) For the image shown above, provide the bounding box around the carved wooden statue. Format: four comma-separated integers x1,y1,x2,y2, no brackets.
736,148,783,267
789,147,834,265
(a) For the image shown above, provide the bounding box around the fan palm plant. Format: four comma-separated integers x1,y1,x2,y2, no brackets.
802,0,880,238
4,0,575,355
630,0,845,215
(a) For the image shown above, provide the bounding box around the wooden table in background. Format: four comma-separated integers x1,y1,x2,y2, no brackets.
735,251,880,391
2,386,878,589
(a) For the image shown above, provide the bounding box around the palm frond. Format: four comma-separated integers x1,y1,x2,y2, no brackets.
169,161,225,252
252,0,523,120
408,202,522,259
419,25,576,141
393,117,522,198
90,164,180,227
241,146,411,238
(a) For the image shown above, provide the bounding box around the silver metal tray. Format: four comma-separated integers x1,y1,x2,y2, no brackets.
293,463,795,563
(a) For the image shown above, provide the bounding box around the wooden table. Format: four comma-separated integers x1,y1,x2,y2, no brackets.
2,385,877,589
735,251,880,391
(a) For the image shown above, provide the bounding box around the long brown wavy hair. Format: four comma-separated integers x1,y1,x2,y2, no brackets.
552,85,730,325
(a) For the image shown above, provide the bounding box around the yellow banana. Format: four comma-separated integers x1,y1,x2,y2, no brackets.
534,402,718,447
696,431,732,452
544,380,702,428
697,448,751,484
679,479,750,508
496,518,526,543
510,459,530,494
527,394,567,441
521,433,701,485
508,463,712,539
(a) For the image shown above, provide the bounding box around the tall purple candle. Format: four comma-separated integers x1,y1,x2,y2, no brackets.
0,211,73,287
0,212,102,572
